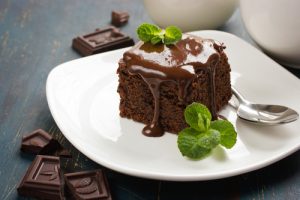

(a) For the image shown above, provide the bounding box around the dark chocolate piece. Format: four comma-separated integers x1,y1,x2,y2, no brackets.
17,155,64,200
72,26,134,56
54,148,72,158
40,138,61,155
64,170,112,200
21,129,72,158
21,129,53,154
111,11,129,27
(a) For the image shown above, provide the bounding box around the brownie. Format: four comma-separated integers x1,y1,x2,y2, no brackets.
117,34,232,135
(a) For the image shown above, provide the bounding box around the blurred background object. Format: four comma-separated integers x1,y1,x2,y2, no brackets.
143,0,238,32
240,0,300,69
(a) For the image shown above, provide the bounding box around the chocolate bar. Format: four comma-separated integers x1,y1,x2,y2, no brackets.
72,26,134,56
111,11,129,27
17,155,64,200
64,170,112,200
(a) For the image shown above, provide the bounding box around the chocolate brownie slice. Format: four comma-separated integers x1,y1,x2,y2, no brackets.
117,35,232,135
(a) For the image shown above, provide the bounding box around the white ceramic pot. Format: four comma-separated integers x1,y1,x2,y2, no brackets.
240,0,300,68
143,0,237,32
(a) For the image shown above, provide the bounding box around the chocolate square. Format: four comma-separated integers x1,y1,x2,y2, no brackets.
64,170,111,200
21,129,52,154
72,26,134,56
17,155,64,200
111,11,129,27
21,129,71,158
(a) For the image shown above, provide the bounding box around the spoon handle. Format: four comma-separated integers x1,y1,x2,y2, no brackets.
231,87,248,104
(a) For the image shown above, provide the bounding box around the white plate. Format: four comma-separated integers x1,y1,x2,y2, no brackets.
46,30,300,181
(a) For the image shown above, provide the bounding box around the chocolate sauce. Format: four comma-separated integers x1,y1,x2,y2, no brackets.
207,60,218,120
140,78,164,137
124,35,221,136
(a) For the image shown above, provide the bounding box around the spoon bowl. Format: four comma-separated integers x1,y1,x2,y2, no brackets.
232,87,299,125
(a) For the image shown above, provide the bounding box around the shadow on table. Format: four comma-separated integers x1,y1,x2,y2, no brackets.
158,151,300,200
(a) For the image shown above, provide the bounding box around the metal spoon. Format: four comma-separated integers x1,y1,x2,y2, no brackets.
231,87,299,125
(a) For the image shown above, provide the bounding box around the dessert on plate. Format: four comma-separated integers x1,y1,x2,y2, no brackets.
117,25,232,137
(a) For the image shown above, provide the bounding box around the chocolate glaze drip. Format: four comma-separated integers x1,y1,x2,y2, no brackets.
124,35,222,136
141,78,163,137
207,59,218,120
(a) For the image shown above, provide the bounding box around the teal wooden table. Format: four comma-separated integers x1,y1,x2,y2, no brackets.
0,0,299,199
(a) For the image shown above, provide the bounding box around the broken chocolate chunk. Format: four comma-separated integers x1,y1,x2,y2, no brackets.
17,155,64,200
111,11,129,27
21,129,53,154
39,138,61,155
72,26,134,56
54,148,72,158
21,129,72,158
64,170,112,200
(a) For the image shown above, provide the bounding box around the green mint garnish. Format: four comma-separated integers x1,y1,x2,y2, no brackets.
211,120,237,149
177,103,237,160
150,35,163,45
137,23,182,45
184,102,211,132
177,128,212,159
164,26,182,45
137,23,161,42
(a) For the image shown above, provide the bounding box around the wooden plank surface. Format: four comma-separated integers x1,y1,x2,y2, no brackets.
0,0,299,199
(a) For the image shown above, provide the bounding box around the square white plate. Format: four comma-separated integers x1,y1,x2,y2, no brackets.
46,30,300,181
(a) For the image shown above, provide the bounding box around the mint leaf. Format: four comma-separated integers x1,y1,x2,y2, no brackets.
211,120,237,149
184,103,211,132
197,113,211,132
150,35,163,45
137,23,161,42
198,129,221,149
164,26,182,45
177,128,220,159
177,128,211,159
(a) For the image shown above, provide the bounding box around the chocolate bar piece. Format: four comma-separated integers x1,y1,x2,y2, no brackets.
111,11,129,27
21,129,54,154
54,148,72,158
64,170,112,200
21,129,72,158
17,155,64,200
72,26,134,56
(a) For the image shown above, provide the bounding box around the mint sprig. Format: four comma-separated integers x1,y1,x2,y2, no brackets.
137,23,182,45
177,103,237,160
